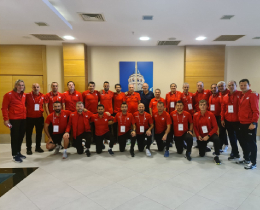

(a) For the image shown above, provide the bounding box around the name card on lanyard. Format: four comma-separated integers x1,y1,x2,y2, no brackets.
31,92,41,111
188,104,192,110
228,105,234,113
138,113,146,133
177,113,184,131
53,114,60,132
120,113,127,133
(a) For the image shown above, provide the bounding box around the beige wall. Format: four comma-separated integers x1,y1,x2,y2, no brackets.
226,46,260,135
46,46,63,93
87,46,185,97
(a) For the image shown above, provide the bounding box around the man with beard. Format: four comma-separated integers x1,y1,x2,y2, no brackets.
114,102,136,156
100,81,114,115
133,103,154,157
82,81,100,114
64,102,93,158
44,101,71,159
91,104,115,155
113,84,126,141
170,100,193,161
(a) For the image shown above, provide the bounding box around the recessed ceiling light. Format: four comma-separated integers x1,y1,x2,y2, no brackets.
195,36,206,41
63,35,75,40
139,37,150,41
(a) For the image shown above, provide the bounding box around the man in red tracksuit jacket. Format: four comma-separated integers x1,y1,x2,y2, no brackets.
193,99,221,165
238,79,259,170
221,80,244,161
2,79,27,163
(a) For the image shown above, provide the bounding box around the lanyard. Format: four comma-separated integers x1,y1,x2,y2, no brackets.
31,92,41,104
177,112,184,123
138,112,146,125
120,113,127,124
50,92,60,102
53,113,60,124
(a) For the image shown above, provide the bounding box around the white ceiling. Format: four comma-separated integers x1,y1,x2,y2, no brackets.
1,0,260,46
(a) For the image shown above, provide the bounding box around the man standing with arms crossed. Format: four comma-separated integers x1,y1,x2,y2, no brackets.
25,83,45,155
238,79,259,170
149,89,166,117
82,81,100,114
2,79,27,163
136,83,154,113
165,83,182,114
63,81,83,112
125,84,141,114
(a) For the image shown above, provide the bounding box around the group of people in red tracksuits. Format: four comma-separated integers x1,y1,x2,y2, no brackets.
2,78,259,169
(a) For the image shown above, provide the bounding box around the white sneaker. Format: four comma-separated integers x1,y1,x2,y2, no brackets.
62,151,67,159
146,149,151,157
223,145,228,152
53,145,60,155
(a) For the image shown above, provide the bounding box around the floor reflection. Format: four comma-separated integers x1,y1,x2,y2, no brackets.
0,168,38,197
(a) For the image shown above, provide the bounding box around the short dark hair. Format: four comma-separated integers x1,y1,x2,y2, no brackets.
51,82,58,86
115,84,121,88
157,101,164,106
211,83,217,88
67,81,75,86
239,79,250,85
88,81,95,86
199,99,208,105
104,81,109,84
53,101,62,106
176,100,183,105
97,104,104,109
121,102,128,107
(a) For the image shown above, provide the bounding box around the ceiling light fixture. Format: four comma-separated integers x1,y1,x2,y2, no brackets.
63,35,75,40
195,36,206,41
139,37,150,41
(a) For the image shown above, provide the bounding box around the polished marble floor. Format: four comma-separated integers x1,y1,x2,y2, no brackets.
0,142,260,210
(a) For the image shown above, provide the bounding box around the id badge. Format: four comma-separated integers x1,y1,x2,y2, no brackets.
170,102,175,108
228,105,234,113
178,124,184,131
140,126,144,133
34,104,40,111
53,125,59,132
120,126,125,132
188,104,192,110
202,126,208,134
210,104,215,111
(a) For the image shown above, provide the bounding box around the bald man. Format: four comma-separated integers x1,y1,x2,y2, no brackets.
25,83,45,154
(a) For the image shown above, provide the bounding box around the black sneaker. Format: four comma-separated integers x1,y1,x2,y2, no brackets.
228,154,240,161
85,150,91,157
108,149,114,155
214,156,221,165
13,155,23,163
185,152,192,161
236,159,250,164
18,153,26,159
102,144,105,150
244,163,257,170
206,146,211,152
26,150,32,155
130,149,135,157
35,147,44,153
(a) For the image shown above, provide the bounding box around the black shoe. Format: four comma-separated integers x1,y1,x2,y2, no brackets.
102,144,105,150
35,147,44,153
214,156,221,165
13,155,23,163
185,152,192,161
26,150,32,155
130,149,135,157
18,153,26,159
206,146,211,152
85,150,91,157
228,154,240,161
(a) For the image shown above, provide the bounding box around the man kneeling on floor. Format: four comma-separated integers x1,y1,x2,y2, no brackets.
63,101,93,158
44,101,71,159
91,104,115,155
193,99,221,165
114,102,136,157
170,100,193,161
